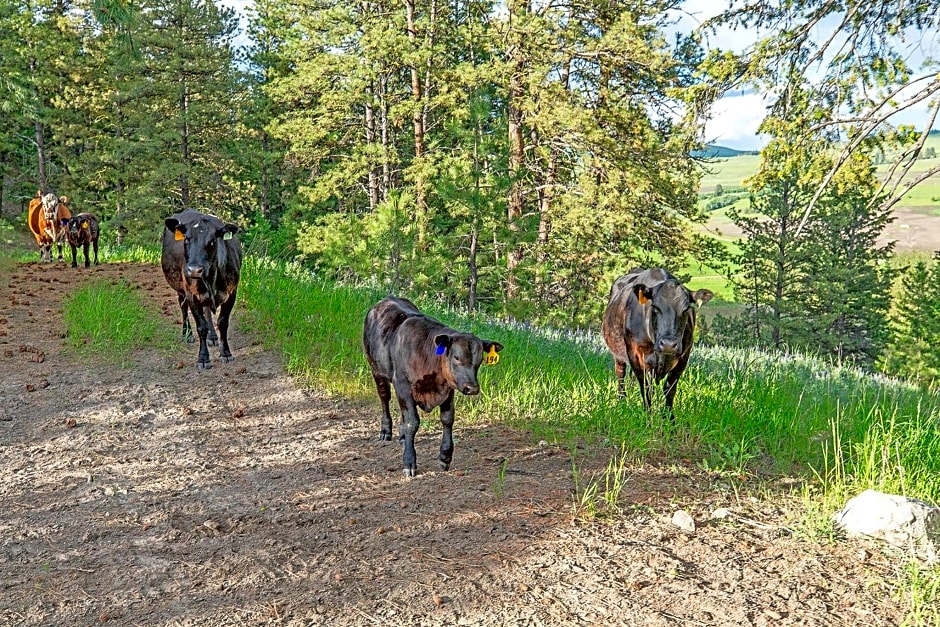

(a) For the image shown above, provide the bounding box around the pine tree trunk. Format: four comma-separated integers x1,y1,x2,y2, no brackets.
365,79,379,212
405,0,427,247
506,0,529,301
179,85,191,206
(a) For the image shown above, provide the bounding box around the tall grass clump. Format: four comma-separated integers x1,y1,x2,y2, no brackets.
237,256,383,397
62,278,171,365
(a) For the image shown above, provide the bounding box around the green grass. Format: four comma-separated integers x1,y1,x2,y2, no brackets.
240,256,940,504
28,240,940,623
62,278,174,365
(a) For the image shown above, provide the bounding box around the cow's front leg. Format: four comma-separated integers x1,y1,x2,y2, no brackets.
70,244,78,269
614,360,628,399
204,306,219,347
191,304,213,370
394,383,421,477
82,241,91,268
215,292,237,362
633,367,654,412
373,375,394,441
438,391,456,470
663,363,687,422
178,295,194,343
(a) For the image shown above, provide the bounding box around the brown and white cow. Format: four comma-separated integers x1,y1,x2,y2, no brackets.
65,213,100,269
26,191,72,262
161,210,243,371
363,296,503,477
602,268,712,417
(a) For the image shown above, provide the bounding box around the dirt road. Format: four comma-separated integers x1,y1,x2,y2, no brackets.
0,259,907,626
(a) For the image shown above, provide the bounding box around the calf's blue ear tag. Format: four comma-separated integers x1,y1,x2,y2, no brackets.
435,344,446,355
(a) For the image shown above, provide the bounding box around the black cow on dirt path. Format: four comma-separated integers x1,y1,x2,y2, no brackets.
601,267,712,417
65,213,100,269
161,210,242,371
363,296,503,477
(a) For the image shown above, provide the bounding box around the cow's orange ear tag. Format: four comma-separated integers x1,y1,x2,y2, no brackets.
174,230,184,241
81,221,88,229
484,345,500,366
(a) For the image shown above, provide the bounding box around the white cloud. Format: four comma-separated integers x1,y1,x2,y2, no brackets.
703,92,771,151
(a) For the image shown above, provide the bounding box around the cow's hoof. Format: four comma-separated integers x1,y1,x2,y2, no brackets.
207,338,218,347
438,460,450,471
403,468,416,478
378,432,392,441
197,361,212,371
219,355,234,363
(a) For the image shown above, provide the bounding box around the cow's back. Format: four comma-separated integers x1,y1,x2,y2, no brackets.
27,198,43,242
363,296,422,379
602,268,674,359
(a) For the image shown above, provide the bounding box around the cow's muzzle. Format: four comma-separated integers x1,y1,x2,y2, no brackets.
460,383,480,395
184,265,205,279
654,337,680,355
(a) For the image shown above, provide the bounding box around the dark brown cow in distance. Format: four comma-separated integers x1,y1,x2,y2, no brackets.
26,191,72,262
363,296,503,477
161,210,242,371
602,267,712,417
64,213,100,269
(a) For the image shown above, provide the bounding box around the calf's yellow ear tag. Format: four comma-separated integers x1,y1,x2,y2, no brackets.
484,345,500,366
174,230,184,241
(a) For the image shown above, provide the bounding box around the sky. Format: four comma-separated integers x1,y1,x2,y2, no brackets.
218,0,939,153
672,0,940,151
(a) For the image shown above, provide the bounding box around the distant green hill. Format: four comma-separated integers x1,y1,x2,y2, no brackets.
692,145,761,158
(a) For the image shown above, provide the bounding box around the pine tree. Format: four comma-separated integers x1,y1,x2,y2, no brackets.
883,254,940,383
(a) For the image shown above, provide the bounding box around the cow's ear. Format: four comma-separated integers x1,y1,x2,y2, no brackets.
483,341,503,354
633,284,651,305
434,334,452,355
165,218,181,232
219,223,239,241
59,196,68,204
693,289,714,306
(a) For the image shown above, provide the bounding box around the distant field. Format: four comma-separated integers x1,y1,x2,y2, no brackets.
697,136,940,249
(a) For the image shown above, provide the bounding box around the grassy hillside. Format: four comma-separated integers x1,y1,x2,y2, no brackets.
237,256,940,508
698,133,940,209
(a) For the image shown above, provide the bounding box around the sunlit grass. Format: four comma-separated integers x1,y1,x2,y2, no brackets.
62,278,174,365
238,255,940,508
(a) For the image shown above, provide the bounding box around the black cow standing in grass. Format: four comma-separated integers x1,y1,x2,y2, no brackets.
161,210,242,371
602,267,712,417
64,213,100,269
363,296,503,477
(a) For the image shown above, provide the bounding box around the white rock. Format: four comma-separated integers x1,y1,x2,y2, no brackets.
671,510,696,533
712,508,733,520
833,489,940,561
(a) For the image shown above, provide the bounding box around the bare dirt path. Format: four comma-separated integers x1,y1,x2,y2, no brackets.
0,259,908,626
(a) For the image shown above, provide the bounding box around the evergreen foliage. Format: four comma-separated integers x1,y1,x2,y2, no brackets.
1,0,939,382
883,254,940,384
